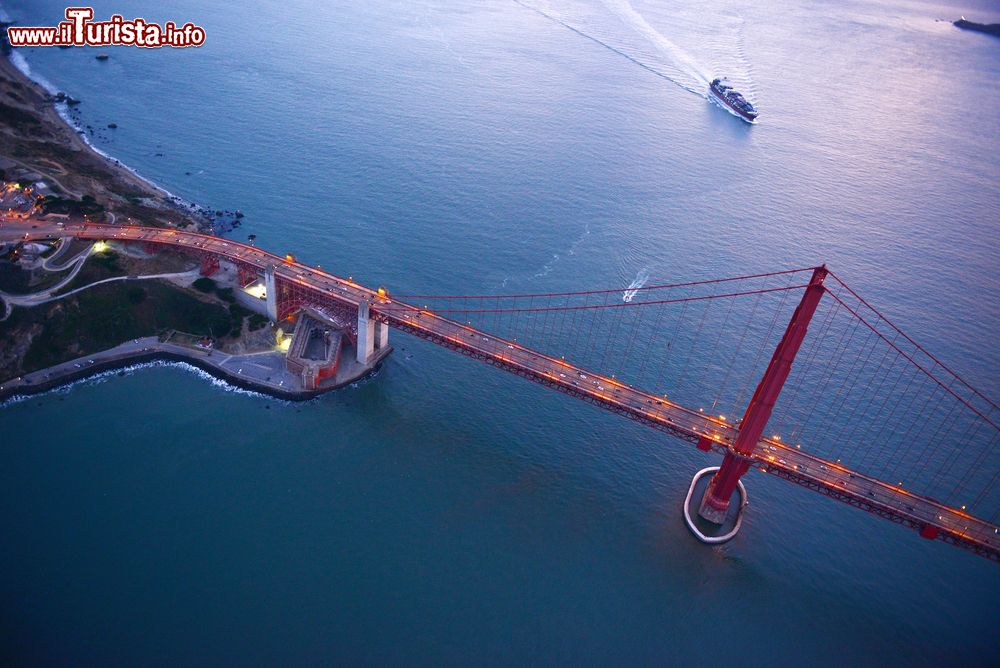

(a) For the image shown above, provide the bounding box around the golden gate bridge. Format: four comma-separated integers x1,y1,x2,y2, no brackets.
6,221,998,561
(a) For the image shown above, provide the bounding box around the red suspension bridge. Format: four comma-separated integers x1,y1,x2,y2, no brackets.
4,220,999,561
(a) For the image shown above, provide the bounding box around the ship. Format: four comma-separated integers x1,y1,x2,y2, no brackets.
709,78,757,123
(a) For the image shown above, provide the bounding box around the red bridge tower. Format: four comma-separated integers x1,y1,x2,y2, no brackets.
698,266,828,524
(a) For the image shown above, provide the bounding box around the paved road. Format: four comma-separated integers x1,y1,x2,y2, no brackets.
0,336,160,398
0,335,337,401
2,219,996,559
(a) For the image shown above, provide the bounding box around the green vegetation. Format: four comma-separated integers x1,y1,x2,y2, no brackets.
52,249,125,296
0,261,72,294
0,262,30,293
91,250,121,271
26,266,74,293
126,286,146,304
9,280,237,373
192,277,216,293
248,313,268,331
228,303,254,335
192,278,238,308
39,193,104,216
0,246,266,378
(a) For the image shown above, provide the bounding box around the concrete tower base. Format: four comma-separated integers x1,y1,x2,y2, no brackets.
684,467,748,544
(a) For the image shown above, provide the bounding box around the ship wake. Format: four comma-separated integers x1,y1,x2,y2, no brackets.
513,0,756,107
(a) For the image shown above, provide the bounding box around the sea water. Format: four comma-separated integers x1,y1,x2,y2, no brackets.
1,0,998,664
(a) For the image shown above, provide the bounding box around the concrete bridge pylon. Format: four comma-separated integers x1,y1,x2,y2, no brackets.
356,299,388,365
264,265,278,322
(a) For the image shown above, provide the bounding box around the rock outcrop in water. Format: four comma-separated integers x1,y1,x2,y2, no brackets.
954,18,1000,38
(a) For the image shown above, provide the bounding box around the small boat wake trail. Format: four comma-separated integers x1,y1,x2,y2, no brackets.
530,224,591,279
622,267,650,302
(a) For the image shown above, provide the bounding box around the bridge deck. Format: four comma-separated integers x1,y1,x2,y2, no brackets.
4,220,997,561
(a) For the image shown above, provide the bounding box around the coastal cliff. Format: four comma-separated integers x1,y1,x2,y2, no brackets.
0,50,257,388
0,55,212,229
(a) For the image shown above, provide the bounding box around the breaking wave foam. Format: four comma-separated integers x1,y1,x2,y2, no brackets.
622,266,650,302
5,40,207,217
1,360,279,408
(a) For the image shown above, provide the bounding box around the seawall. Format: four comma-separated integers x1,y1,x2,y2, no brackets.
0,339,390,404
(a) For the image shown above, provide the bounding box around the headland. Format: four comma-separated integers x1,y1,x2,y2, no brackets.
0,45,388,401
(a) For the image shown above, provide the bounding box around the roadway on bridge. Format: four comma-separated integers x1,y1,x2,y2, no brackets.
2,219,996,560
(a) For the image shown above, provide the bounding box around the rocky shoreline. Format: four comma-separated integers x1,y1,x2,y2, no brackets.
0,40,275,387
0,336,391,404
0,34,245,234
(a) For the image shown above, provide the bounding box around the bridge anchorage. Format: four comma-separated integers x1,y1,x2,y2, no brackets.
687,266,827,542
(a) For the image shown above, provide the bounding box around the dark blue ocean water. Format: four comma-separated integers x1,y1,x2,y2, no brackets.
2,0,999,664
